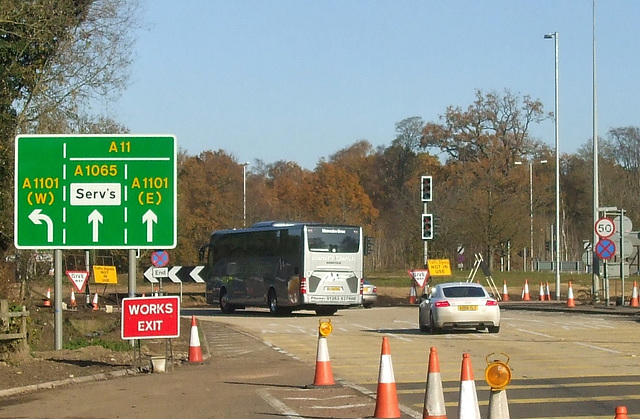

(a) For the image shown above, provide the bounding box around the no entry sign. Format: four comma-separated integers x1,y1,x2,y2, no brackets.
121,296,180,339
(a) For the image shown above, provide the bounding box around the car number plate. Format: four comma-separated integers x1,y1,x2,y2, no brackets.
458,305,478,311
325,286,343,292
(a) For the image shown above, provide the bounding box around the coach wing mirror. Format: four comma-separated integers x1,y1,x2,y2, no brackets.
198,245,207,261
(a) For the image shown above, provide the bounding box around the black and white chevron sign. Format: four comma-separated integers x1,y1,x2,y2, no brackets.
167,266,205,283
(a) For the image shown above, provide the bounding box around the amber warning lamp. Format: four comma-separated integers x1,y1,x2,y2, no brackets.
484,352,512,390
318,318,333,337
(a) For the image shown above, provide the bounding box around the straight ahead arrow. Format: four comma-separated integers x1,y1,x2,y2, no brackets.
88,210,103,242
142,210,157,242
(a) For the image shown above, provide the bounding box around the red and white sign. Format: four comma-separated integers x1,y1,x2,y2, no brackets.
121,296,180,340
66,270,90,293
595,217,615,238
408,269,429,287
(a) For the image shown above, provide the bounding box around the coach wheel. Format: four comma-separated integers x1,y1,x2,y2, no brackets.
268,290,278,315
219,289,235,314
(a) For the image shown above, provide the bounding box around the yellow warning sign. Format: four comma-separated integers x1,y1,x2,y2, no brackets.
427,259,452,276
92,265,118,284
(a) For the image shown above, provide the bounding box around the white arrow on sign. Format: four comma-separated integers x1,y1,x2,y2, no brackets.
29,209,53,242
168,266,182,283
142,209,157,242
143,266,159,283
88,209,103,242
190,266,204,283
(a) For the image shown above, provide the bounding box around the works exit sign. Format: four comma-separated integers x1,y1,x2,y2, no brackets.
14,135,176,249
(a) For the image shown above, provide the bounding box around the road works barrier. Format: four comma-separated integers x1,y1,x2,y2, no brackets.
92,292,99,311
422,347,446,419
312,319,335,386
373,336,400,418
44,288,51,307
188,315,203,363
457,353,481,419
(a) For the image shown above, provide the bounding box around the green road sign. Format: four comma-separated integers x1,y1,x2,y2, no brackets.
15,135,176,249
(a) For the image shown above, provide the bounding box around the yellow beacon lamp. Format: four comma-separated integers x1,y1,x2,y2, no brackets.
318,318,333,337
484,353,512,390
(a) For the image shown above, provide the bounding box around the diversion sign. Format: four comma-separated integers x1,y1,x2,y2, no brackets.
121,296,180,339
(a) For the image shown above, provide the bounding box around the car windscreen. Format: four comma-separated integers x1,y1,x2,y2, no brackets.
307,227,360,253
442,286,486,298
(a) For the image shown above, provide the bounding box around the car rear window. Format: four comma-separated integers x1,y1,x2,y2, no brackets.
442,286,486,298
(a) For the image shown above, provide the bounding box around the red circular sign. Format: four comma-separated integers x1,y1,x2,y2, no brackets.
151,250,169,267
595,217,615,238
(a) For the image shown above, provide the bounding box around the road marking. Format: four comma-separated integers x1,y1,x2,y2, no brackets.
573,341,623,354
257,389,301,419
514,328,553,338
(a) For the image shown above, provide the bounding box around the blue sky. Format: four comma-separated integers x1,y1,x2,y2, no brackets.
114,1,640,170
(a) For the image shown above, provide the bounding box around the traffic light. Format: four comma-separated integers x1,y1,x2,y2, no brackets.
545,241,550,252
421,175,432,202
422,213,433,240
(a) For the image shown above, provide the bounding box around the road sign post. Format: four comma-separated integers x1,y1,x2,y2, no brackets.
14,135,176,249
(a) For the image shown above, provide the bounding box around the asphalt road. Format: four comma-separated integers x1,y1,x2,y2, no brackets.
1,304,639,418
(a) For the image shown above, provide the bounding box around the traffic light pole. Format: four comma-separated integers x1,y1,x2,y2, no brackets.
423,202,428,267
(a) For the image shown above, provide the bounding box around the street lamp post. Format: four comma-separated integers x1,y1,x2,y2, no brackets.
545,31,561,301
242,162,250,227
515,160,547,271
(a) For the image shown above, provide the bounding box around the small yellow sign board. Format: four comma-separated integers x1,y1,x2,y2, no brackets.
427,259,452,276
92,265,118,284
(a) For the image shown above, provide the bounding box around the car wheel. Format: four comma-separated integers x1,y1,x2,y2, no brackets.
363,302,373,309
488,325,500,333
219,289,235,314
429,312,440,334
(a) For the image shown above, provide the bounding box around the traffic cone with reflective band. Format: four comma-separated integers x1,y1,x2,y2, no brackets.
538,283,545,301
91,292,99,311
522,280,530,301
545,282,551,301
43,288,51,307
422,347,446,419
409,284,417,304
501,281,509,302
188,315,203,363
566,282,575,308
69,290,77,308
313,334,335,385
614,406,629,419
630,282,639,307
457,353,481,419
487,388,510,419
373,337,400,418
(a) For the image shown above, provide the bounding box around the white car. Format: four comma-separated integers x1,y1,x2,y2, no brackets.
418,282,500,333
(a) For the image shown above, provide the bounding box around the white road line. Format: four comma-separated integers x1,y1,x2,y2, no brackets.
574,341,623,354
257,389,301,419
514,328,554,338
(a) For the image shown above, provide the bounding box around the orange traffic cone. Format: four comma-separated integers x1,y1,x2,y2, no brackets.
538,283,545,301
501,281,509,302
566,282,575,308
91,292,99,311
373,337,400,418
70,290,77,308
313,334,335,385
188,315,203,363
422,347,446,419
545,282,551,301
457,353,481,419
409,284,417,304
614,406,629,419
630,281,639,307
522,280,530,301
43,288,51,307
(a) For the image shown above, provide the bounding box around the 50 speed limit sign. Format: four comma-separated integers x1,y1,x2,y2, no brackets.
595,217,615,238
